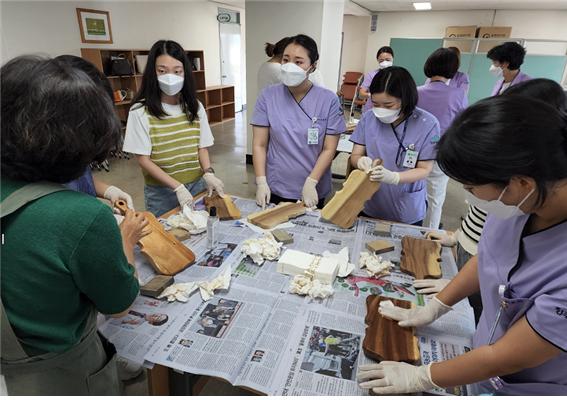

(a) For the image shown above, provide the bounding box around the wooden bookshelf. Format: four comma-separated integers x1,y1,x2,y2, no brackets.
81,48,235,125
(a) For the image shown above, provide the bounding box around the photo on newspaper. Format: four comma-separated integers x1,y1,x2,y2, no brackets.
189,298,242,338
197,243,238,268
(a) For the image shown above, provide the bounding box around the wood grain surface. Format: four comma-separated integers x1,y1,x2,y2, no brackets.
247,202,306,229
400,236,442,279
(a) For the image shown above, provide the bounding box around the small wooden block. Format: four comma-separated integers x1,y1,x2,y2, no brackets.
321,162,382,229
366,239,395,254
170,228,190,241
247,202,306,229
140,275,175,298
400,236,443,280
272,229,293,244
204,194,241,220
363,295,420,364
374,222,391,236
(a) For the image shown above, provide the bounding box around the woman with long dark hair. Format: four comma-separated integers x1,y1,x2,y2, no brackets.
123,40,225,216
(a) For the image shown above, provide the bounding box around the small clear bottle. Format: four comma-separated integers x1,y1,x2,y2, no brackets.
207,207,218,249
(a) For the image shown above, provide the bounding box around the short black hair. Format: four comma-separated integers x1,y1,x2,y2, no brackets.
132,40,199,122
503,78,567,114
437,96,567,207
487,42,526,70
265,37,290,58
447,46,461,68
369,66,418,118
424,48,459,79
376,46,394,59
285,34,319,64
54,55,113,101
1,56,122,183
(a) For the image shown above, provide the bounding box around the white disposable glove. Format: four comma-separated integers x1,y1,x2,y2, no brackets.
174,184,193,209
302,177,319,208
104,185,134,211
358,362,440,395
203,172,225,197
413,279,451,295
255,176,271,209
379,296,451,327
425,231,457,247
357,156,373,173
369,165,400,185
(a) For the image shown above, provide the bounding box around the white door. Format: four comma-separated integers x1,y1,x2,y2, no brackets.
219,20,242,112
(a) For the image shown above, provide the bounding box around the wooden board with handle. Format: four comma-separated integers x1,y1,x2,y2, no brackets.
363,295,420,364
247,202,306,229
115,200,195,276
400,236,442,280
321,160,382,229
204,194,241,220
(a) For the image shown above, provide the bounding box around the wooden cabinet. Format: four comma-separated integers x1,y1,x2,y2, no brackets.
81,48,235,126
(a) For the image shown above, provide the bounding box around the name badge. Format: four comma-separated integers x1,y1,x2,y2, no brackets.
402,149,418,168
307,128,319,145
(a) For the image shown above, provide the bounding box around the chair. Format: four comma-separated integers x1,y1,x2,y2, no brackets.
338,72,365,114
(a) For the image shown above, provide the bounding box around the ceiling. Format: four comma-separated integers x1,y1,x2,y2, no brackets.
353,0,567,12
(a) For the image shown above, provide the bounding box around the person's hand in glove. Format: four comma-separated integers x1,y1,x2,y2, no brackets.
413,279,451,295
203,172,225,197
302,177,319,208
255,176,271,209
369,165,400,185
174,184,193,209
104,186,134,212
379,296,451,327
358,362,440,395
425,230,457,247
357,156,373,173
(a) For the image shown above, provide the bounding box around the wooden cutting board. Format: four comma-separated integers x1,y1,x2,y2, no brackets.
400,236,442,280
115,200,195,276
204,193,241,220
247,202,306,229
321,160,382,228
363,295,420,364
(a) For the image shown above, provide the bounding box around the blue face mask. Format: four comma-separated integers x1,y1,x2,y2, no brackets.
465,186,535,219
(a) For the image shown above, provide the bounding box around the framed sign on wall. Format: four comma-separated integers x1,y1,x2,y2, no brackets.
76,8,113,44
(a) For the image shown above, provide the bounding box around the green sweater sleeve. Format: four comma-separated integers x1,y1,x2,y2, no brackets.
68,206,139,314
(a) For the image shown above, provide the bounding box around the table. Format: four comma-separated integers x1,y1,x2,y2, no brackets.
102,197,476,396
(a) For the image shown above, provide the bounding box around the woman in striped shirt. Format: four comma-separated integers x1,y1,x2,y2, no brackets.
124,40,225,216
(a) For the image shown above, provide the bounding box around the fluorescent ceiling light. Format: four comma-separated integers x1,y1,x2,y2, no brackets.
413,2,432,10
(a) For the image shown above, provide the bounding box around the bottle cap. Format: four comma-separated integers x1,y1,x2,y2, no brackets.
210,207,217,217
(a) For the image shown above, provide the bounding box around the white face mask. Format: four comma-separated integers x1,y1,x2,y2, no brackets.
280,63,308,87
158,74,184,96
465,186,535,219
378,60,393,69
445,79,451,86
372,107,401,124
489,64,503,78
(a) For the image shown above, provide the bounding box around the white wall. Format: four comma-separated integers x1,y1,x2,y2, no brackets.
319,0,346,91
1,1,224,86
340,15,370,78
364,9,567,72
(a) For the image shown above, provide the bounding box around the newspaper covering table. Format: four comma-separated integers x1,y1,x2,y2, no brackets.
100,197,477,395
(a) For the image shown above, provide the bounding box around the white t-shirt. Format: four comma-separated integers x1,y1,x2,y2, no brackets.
123,101,214,156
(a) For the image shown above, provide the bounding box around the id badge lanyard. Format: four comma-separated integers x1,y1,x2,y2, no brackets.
391,120,416,168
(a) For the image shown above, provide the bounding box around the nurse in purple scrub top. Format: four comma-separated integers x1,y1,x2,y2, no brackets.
359,46,395,114
350,66,440,225
251,34,346,209
487,41,531,96
358,95,567,395
425,47,470,95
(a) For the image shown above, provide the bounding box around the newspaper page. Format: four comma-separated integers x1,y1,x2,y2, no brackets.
99,295,201,365
144,283,278,383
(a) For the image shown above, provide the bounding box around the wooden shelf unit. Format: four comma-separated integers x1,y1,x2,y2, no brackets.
81,48,235,125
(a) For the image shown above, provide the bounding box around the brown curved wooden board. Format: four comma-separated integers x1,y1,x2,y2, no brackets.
204,193,241,220
247,202,306,229
400,236,442,280
362,295,420,364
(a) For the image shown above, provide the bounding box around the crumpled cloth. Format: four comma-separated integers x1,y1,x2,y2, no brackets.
158,269,231,302
359,251,393,277
322,247,355,277
165,205,208,235
241,233,282,265
289,275,334,299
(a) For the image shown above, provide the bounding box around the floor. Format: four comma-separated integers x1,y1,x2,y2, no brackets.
95,110,468,395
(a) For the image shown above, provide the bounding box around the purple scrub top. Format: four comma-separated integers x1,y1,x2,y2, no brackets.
417,81,468,134
350,107,440,224
491,70,532,96
426,71,470,94
474,215,567,395
251,83,346,200
361,69,379,113
65,168,96,197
